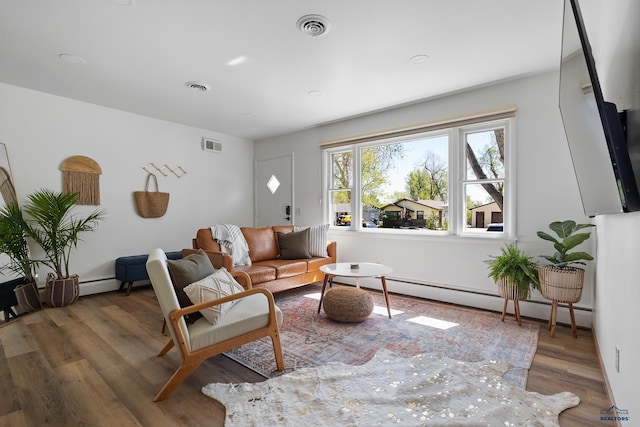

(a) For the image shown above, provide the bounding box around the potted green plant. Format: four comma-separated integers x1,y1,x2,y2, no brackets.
486,243,540,300
0,201,42,312
537,220,594,301
22,189,105,307
486,243,539,325
537,219,594,337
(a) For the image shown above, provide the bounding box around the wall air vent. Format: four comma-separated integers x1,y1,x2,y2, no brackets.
202,138,222,153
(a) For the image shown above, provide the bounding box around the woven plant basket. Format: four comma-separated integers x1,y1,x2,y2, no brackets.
538,266,584,303
496,278,530,301
14,281,42,313
44,273,80,307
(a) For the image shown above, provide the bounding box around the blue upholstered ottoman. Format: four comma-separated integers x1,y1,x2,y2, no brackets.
115,251,182,295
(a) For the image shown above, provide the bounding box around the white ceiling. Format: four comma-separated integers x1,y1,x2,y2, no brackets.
0,0,564,141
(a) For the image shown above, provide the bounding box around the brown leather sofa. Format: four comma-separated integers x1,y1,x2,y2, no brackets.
188,226,336,294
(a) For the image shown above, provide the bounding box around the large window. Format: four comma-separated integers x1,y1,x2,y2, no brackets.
324,116,514,237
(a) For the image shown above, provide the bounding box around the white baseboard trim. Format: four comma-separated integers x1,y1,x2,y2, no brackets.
339,276,593,329
78,278,127,296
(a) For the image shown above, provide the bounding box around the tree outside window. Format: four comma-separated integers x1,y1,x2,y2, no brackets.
325,118,511,235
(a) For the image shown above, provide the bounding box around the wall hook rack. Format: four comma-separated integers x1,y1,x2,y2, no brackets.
142,162,187,178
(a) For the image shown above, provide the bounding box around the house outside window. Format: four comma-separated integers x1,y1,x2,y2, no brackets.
322,111,515,237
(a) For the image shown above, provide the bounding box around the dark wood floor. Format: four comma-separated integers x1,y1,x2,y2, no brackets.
0,286,612,426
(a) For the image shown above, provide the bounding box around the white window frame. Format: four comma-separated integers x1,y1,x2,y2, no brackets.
322,117,515,239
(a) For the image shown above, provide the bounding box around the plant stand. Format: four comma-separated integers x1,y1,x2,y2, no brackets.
501,298,522,326
497,279,529,326
44,273,79,307
538,266,584,338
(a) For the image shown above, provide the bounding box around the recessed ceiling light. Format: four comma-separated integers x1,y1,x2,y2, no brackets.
58,54,86,64
307,90,322,97
409,54,429,65
185,81,211,92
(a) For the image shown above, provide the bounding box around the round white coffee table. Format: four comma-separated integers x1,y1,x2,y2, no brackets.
318,262,393,319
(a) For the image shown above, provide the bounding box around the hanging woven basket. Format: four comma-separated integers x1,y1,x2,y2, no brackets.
538,266,584,303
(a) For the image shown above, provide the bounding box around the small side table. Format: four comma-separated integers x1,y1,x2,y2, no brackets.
318,262,393,319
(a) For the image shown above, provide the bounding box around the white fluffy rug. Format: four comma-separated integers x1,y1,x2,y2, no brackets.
203,349,579,426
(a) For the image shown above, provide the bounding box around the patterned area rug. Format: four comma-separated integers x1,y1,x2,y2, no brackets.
205,349,579,426
224,283,539,388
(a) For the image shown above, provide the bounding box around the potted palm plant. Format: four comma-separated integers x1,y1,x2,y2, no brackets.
23,189,105,307
0,201,42,312
486,243,539,325
537,219,594,337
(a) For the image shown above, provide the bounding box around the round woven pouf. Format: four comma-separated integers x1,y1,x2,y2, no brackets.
322,287,374,322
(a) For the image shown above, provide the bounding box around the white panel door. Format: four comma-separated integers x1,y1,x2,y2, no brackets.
255,154,294,227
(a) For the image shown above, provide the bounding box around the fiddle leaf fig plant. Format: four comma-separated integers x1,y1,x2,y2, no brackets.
537,220,594,268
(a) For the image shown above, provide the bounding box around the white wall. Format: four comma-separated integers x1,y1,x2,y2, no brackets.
583,0,640,413
0,82,254,293
256,71,594,326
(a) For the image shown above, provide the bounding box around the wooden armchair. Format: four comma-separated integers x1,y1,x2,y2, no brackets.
146,248,285,401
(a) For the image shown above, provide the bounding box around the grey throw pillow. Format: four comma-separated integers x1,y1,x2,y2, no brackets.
277,228,312,259
166,249,216,323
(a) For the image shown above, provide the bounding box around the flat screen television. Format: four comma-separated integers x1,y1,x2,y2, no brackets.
559,0,640,216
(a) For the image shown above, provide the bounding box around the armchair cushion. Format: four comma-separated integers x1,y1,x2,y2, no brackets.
187,292,283,352
183,269,245,325
167,249,216,323
241,227,278,262
277,228,311,259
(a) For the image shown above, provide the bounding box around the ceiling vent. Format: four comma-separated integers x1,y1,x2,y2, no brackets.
297,14,331,37
185,81,211,92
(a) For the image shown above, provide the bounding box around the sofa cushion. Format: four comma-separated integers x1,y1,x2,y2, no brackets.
272,225,293,235
183,269,245,325
257,260,308,279
233,263,277,285
307,256,335,272
166,249,216,323
241,227,278,263
294,224,329,257
277,228,311,259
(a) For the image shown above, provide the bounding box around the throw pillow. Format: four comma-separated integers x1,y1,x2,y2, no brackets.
166,249,216,323
294,224,329,257
183,269,245,325
277,228,312,259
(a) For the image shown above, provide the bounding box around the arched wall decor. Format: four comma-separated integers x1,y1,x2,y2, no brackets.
60,155,102,205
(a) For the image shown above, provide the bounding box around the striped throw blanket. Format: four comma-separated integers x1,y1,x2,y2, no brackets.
210,224,251,266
